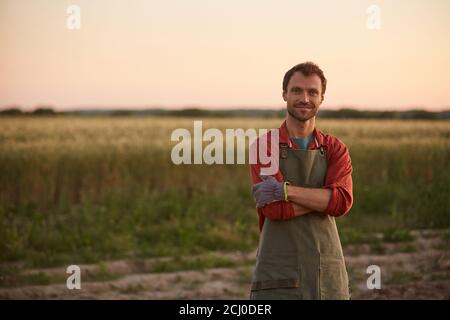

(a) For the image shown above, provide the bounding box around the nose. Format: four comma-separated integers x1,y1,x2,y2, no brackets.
299,91,309,103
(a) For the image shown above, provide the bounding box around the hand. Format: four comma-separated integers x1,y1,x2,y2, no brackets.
252,175,285,208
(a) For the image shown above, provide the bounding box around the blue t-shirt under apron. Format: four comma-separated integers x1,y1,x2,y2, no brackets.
290,133,313,150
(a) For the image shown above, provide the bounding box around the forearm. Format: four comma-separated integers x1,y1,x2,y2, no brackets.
292,203,314,217
286,185,332,213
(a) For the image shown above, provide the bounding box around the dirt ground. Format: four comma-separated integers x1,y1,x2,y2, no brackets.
0,229,449,300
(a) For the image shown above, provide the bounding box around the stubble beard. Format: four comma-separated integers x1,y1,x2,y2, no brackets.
287,103,318,122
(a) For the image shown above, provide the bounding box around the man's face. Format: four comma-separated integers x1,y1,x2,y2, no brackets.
283,72,323,122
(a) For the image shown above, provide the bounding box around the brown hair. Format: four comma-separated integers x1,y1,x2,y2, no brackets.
282,62,327,97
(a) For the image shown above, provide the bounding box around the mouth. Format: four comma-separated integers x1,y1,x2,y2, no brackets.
294,105,313,109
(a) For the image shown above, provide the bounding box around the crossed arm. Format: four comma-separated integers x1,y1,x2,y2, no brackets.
287,186,332,217
252,175,334,219
250,142,353,225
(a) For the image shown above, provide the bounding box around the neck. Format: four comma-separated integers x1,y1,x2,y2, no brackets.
286,114,315,138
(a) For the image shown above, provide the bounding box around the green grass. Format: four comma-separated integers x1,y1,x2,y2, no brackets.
0,272,57,288
397,243,417,253
383,229,414,243
369,242,386,255
150,254,250,273
235,268,253,286
386,271,422,285
434,231,450,251
118,283,146,294
0,117,449,271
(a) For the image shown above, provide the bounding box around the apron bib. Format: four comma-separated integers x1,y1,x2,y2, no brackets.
251,136,350,300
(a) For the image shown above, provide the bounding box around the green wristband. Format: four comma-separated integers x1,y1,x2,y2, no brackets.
284,181,290,202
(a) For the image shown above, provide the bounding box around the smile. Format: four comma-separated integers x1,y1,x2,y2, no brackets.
294,106,312,109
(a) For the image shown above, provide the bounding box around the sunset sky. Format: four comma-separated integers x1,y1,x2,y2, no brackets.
1,0,449,111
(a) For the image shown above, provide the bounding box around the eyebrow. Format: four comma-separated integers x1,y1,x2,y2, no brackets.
290,86,319,92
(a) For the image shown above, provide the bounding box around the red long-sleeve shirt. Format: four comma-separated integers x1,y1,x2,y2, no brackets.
250,121,353,231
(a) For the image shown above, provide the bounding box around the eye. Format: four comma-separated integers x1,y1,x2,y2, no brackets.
309,90,318,96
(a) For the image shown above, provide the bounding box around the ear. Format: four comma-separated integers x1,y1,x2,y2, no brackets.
282,91,287,102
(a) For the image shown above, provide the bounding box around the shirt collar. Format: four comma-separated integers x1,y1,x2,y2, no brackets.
278,120,324,149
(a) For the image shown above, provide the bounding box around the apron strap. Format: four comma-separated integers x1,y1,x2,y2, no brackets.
314,136,325,155
281,136,324,155
280,143,289,159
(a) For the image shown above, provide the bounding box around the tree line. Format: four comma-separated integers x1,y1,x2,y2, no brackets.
1,106,449,119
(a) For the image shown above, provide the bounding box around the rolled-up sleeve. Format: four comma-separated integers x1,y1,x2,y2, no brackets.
322,141,353,217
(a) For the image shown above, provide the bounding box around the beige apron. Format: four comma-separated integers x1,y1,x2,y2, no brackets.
250,136,350,300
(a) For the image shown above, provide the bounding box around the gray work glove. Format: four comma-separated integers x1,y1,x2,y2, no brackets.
252,175,285,208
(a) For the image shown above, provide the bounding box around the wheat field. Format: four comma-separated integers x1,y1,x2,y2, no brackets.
0,117,449,293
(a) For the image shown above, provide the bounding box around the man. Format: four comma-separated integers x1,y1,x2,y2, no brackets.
250,62,353,300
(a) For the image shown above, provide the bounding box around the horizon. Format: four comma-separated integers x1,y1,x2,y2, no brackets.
3,104,449,114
